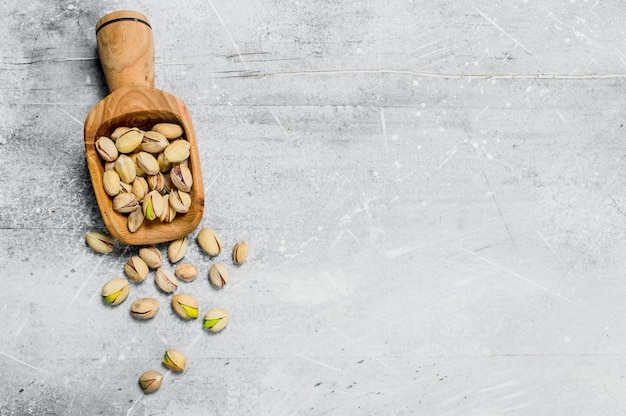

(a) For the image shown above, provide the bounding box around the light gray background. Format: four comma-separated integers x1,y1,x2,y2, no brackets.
2,0,626,415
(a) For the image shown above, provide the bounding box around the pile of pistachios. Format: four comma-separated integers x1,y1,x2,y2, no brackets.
86,227,248,394
95,122,193,232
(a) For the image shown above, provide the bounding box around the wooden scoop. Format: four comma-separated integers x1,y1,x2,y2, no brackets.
84,10,204,246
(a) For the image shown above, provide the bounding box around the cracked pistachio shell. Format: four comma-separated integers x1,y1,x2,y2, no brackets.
169,189,191,214
114,154,137,184
102,277,130,305
155,267,178,293
95,136,118,162
171,293,199,320
86,231,115,253
232,241,249,265
110,126,131,141
136,152,160,176
203,308,230,333
163,139,190,164
115,127,144,154
130,298,160,320
208,263,229,288
162,349,186,372
159,199,176,223
143,190,164,221
197,228,222,257
128,208,145,233
119,181,133,194
124,256,149,282
170,164,193,193
139,247,162,269
147,172,165,193
140,130,169,153
113,192,139,213
174,263,199,282
130,153,146,177
168,237,188,264
157,152,172,172
152,123,183,139
132,177,149,202
138,370,163,394
103,170,121,197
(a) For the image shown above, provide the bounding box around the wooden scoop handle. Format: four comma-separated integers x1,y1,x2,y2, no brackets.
96,10,155,93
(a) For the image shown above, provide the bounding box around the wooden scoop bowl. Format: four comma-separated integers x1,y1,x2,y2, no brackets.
84,11,204,245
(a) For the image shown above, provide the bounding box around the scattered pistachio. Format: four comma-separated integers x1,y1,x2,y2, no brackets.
85,231,116,253
130,298,160,320
197,228,222,257
102,277,130,305
162,349,186,372
203,308,230,333
138,370,163,394
174,263,199,282
152,123,183,139
232,241,248,265
155,267,178,293
124,256,149,282
168,237,188,263
139,246,162,269
208,263,229,288
171,294,199,320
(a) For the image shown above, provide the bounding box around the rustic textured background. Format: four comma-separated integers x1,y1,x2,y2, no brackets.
2,0,626,414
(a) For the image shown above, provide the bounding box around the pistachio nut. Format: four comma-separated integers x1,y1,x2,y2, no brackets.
139,246,162,269
102,277,130,305
140,130,169,153
167,237,188,264
113,192,139,213
163,139,190,164
110,126,131,140
143,190,164,221
85,231,115,253
130,153,146,177
161,173,174,195
114,154,137,184
162,349,186,372
132,177,149,202
174,263,199,282
169,189,191,213
203,308,230,333
104,161,116,171
128,208,145,233
152,123,183,139
159,198,176,223
171,293,199,320
138,370,163,394
103,170,121,197
124,256,149,282
170,164,193,192
130,298,160,320
147,172,165,193
208,263,229,288
232,241,249,265
95,136,118,162
155,267,178,293
119,181,133,194
157,152,172,172
136,152,160,176
197,228,222,257
115,127,144,154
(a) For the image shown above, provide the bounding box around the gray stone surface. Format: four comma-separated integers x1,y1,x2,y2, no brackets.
2,0,626,414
